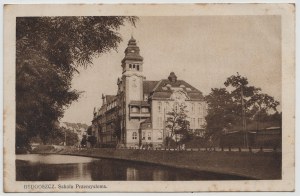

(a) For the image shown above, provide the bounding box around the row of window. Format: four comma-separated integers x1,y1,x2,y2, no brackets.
129,64,140,71
191,118,205,128
132,132,163,141
131,106,150,113
158,101,206,114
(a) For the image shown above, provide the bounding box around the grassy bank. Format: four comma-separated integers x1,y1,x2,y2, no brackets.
32,145,281,180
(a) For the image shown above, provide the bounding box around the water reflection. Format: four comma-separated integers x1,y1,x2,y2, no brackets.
16,154,248,181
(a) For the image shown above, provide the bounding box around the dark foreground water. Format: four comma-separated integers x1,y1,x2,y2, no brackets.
16,154,247,181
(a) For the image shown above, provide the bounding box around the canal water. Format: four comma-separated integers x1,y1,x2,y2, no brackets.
16,154,247,181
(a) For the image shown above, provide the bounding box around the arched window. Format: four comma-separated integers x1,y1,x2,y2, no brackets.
147,132,152,140
132,132,137,140
131,106,139,113
165,102,169,112
158,102,162,113
192,103,195,114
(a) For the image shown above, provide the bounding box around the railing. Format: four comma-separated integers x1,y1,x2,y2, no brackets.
77,146,280,153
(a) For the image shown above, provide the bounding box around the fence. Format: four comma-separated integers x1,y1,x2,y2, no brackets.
78,145,280,153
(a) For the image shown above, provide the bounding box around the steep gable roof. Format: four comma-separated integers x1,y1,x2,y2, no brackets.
150,79,204,100
143,80,159,94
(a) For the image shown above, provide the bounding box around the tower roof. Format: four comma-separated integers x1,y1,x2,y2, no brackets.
122,37,144,63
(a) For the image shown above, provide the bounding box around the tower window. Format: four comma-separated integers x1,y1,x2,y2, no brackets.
137,65,139,71
132,132,137,140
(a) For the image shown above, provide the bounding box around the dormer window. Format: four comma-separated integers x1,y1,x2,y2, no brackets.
144,94,148,101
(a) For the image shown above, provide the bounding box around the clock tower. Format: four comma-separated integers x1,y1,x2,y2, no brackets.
121,36,144,101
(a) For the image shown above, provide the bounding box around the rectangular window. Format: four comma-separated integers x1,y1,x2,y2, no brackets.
133,64,135,69
132,132,137,140
157,132,163,140
142,132,145,140
137,65,139,71
147,132,152,140
129,64,132,69
192,103,195,114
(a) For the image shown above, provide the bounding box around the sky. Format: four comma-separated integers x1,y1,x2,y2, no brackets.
61,16,281,125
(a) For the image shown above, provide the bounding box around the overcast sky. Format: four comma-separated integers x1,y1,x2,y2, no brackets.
61,16,281,125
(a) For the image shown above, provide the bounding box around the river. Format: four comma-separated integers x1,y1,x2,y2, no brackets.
16,154,247,181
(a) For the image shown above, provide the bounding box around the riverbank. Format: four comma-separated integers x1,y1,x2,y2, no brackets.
31,145,281,180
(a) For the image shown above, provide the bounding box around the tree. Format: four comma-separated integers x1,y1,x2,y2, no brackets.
224,73,261,147
165,103,191,148
247,93,280,130
16,16,138,150
41,127,79,146
205,73,280,147
204,88,236,139
81,135,87,147
112,113,122,144
88,136,97,148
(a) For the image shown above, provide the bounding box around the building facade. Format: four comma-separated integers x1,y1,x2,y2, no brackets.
92,37,207,148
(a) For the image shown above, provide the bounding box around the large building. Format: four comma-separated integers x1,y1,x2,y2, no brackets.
91,37,207,148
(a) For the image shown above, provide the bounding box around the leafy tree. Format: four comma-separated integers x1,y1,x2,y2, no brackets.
16,16,137,150
81,135,87,147
88,135,97,148
165,103,190,148
247,93,280,130
205,73,280,147
204,88,236,139
41,127,79,146
112,113,122,144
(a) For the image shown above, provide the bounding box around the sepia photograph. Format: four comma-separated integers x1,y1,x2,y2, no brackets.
3,3,295,192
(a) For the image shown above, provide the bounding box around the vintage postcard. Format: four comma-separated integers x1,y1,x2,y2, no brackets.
3,3,295,192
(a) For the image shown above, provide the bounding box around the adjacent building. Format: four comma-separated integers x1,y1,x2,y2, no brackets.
92,37,207,148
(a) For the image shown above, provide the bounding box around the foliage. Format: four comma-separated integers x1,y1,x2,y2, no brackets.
205,73,280,143
112,113,122,143
16,16,138,149
88,135,97,148
165,103,191,147
205,88,236,139
42,127,79,146
81,135,87,147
